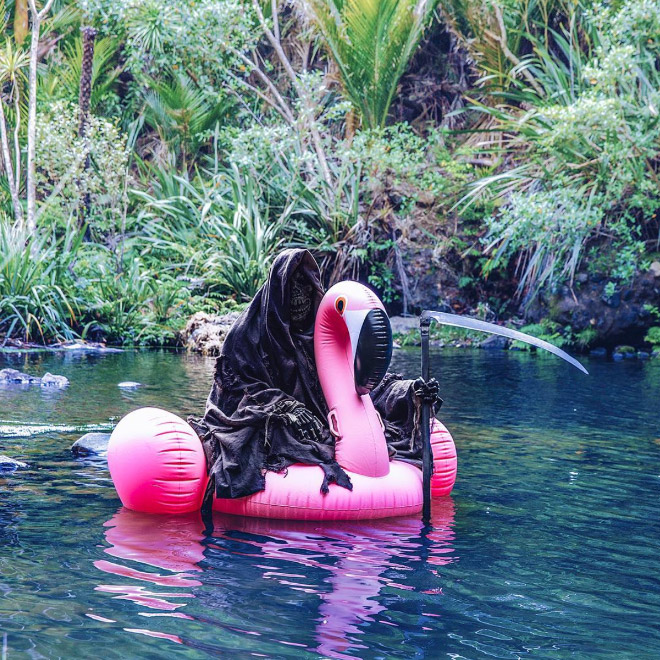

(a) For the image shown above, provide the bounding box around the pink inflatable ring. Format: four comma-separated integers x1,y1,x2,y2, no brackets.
108,282,457,520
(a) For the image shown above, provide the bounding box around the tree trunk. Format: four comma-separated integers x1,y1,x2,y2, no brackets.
14,0,29,46
25,15,40,234
78,26,96,229
78,27,96,137
26,0,56,235
0,99,23,224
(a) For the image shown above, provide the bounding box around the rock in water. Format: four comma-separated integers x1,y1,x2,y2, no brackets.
40,372,70,388
0,368,68,388
0,368,40,384
180,311,242,355
71,433,112,456
0,455,28,474
118,381,141,389
479,334,510,350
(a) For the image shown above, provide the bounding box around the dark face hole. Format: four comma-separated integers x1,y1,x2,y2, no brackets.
290,270,313,328
354,309,392,395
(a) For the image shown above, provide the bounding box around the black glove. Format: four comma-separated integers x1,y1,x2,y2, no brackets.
413,377,443,409
275,400,325,444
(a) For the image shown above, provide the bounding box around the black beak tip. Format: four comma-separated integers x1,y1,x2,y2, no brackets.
354,309,393,394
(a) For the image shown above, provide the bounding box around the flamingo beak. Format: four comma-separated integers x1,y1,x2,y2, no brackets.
344,309,393,395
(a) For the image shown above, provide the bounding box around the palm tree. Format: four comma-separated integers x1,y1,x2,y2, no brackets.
303,0,439,129
142,73,231,170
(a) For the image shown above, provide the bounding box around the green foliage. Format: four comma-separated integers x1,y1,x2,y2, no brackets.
201,166,289,300
644,326,660,348
136,164,292,301
643,304,660,322
511,320,574,350
80,0,259,91
348,123,476,214
74,250,195,345
354,239,399,304
141,73,232,168
0,217,81,342
483,189,602,295
304,0,439,128
576,326,598,348
35,101,129,229
41,35,123,114
467,0,660,298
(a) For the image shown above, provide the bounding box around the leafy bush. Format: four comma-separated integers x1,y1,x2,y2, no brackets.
483,189,603,296
136,164,293,301
0,217,82,342
80,0,258,91
468,0,660,298
511,320,574,350
74,248,199,345
35,101,129,230
304,0,439,128
644,326,660,348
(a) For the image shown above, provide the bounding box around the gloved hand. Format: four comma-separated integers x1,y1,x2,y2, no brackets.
413,377,443,408
275,400,325,443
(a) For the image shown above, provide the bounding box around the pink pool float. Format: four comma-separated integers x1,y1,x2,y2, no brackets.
108,281,457,520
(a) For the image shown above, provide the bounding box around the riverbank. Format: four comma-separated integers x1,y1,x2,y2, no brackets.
3,289,660,360
177,310,660,360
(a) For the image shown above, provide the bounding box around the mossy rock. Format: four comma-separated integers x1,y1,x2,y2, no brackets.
614,345,636,355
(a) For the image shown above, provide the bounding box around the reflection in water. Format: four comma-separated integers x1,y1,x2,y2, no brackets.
95,501,457,657
209,498,457,659
94,509,205,641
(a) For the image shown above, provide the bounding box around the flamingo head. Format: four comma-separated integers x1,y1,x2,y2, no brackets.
315,281,393,395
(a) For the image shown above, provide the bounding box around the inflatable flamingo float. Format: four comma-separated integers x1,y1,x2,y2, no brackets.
108,281,457,520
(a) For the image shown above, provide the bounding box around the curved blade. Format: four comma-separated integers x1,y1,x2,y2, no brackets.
421,311,588,375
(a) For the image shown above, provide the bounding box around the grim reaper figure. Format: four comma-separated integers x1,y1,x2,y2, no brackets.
189,249,440,500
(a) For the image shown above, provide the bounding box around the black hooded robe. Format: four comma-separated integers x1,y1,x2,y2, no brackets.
189,249,425,500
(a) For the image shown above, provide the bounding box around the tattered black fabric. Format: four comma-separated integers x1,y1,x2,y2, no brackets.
188,248,426,500
188,249,351,499
371,372,425,468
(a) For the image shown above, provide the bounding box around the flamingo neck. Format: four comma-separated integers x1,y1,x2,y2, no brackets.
314,304,390,478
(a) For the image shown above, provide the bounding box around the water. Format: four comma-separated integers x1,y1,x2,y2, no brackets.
1,347,659,658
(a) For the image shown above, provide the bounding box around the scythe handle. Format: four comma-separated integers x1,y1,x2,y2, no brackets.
420,317,432,523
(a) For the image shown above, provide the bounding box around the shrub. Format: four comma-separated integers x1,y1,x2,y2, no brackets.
469,0,660,298
0,218,82,342
483,189,603,296
35,101,129,231
644,326,660,348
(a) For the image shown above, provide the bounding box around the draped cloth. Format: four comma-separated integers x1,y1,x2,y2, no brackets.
188,249,424,500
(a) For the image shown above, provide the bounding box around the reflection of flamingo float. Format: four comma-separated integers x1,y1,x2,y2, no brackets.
91,509,204,646
108,282,457,519
209,500,457,658
94,509,203,612
93,502,457,657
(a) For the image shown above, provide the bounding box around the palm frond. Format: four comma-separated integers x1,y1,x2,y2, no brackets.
305,0,438,128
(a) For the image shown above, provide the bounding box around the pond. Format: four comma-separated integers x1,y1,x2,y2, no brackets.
1,347,659,658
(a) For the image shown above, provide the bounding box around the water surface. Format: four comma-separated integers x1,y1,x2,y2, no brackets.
1,348,659,658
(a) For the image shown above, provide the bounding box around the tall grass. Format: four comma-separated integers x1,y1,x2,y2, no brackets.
0,218,82,342
136,164,296,300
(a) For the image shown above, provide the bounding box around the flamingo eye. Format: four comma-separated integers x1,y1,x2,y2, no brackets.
335,296,347,315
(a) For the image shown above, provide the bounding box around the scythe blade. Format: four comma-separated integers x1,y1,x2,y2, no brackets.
421,310,588,374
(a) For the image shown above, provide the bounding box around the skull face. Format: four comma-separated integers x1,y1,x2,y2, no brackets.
290,270,313,329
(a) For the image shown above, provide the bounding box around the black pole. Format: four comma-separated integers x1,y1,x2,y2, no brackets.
420,314,432,523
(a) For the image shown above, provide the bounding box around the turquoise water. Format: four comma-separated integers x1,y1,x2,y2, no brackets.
1,348,659,658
